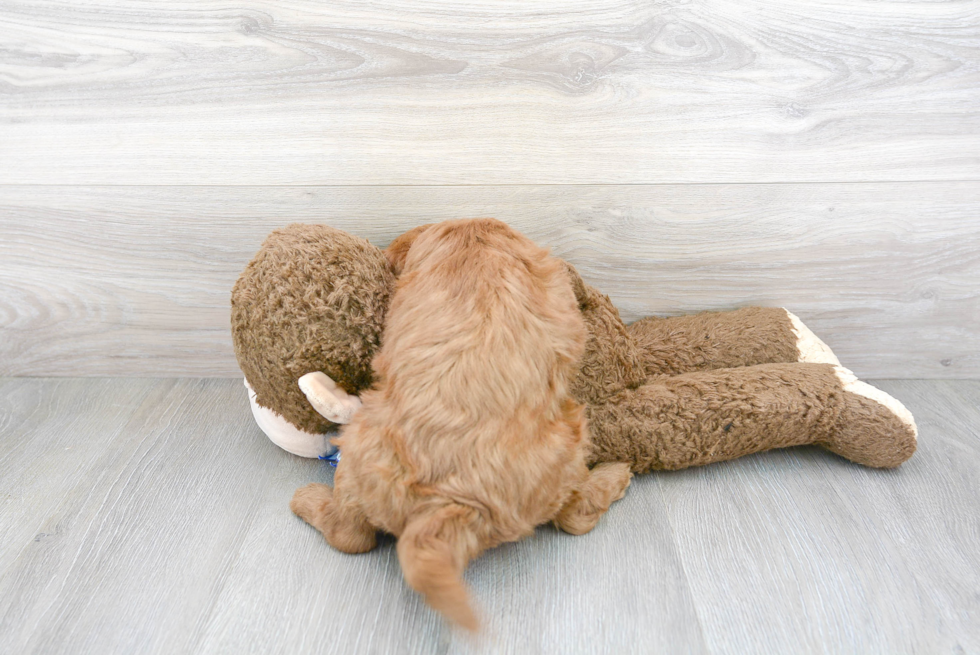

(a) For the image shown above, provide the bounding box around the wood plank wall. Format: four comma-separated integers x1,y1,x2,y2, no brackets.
1,1,978,378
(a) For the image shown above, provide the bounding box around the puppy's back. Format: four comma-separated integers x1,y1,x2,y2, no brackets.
378,219,586,452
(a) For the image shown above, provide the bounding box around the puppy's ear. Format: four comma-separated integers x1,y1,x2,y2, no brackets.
385,224,433,275
560,260,590,309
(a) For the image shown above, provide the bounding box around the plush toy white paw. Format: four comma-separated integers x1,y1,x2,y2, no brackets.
298,372,363,425
833,366,918,439
785,309,841,366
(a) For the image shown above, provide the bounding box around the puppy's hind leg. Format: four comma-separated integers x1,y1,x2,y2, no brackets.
554,462,632,536
291,483,377,553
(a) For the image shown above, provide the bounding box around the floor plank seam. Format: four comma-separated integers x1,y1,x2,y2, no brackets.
654,474,712,655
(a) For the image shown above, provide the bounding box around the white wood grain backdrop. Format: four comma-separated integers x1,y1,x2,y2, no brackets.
0,0,978,377
1,0,978,184
1,183,977,378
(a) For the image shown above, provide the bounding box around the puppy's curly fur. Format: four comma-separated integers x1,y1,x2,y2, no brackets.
291,219,632,630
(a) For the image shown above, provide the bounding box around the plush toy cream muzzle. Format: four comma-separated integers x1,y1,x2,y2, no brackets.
231,223,917,471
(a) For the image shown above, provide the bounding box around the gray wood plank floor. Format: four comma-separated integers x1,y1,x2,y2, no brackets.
1,378,977,654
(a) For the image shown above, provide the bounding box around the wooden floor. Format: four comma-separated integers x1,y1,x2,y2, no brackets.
1,377,977,654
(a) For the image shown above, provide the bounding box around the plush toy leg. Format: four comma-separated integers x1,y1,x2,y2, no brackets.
586,362,916,472
627,307,839,376
244,378,334,458
291,481,378,553
825,367,918,468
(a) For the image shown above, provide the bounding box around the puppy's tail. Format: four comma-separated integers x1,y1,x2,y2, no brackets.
397,503,483,631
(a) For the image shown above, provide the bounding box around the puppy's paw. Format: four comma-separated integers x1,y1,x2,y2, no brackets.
290,482,333,527
298,372,363,424
590,462,633,504
555,462,633,536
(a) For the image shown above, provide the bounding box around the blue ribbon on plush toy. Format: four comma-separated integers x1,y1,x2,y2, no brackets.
318,448,341,468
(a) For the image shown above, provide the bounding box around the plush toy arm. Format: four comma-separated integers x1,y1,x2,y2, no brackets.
627,307,839,377
298,372,363,425
560,261,647,405
585,362,915,472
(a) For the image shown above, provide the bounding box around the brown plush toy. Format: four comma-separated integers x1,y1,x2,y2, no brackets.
231,223,917,473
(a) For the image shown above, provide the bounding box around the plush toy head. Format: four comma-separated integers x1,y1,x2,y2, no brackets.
231,224,394,434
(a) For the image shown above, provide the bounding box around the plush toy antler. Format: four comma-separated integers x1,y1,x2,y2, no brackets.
231,223,916,470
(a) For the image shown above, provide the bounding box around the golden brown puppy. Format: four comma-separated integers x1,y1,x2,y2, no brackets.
291,219,632,630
